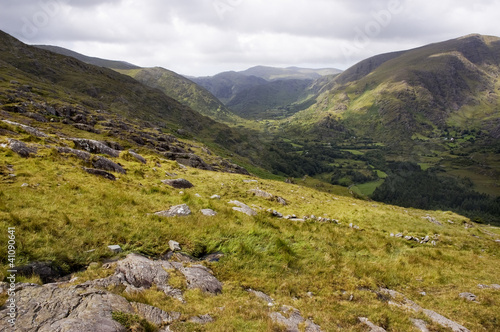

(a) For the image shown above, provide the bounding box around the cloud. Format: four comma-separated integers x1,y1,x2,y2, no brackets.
0,0,499,76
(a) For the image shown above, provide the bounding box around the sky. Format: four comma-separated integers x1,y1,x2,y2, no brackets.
1,0,499,76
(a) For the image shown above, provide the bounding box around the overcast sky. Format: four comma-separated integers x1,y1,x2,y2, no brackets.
1,0,499,76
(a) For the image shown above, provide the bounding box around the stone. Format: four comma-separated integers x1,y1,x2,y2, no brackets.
83,167,116,181
13,261,63,283
92,156,126,174
164,152,213,171
128,150,146,164
2,120,48,138
81,253,184,302
248,288,274,305
269,306,309,332
248,189,274,199
162,178,194,189
410,318,429,332
202,252,224,262
189,314,214,324
210,194,221,199
132,302,180,326
201,209,217,216
395,233,403,238
155,204,192,217
459,292,477,302
276,196,287,206
243,179,258,183
229,200,257,216
108,245,122,253
423,216,443,226
405,236,413,241
56,146,91,161
8,138,37,158
178,264,223,294
269,210,283,218
421,235,430,243
72,138,120,157
358,317,386,331
168,240,181,251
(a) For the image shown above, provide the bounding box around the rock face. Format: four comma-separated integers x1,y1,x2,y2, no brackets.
8,138,37,157
229,200,257,216
162,178,194,189
0,285,133,332
2,120,48,138
56,146,91,161
72,138,120,157
0,284,182,332
155,204,192,217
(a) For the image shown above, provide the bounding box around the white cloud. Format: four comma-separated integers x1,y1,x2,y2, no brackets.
0,0,499,76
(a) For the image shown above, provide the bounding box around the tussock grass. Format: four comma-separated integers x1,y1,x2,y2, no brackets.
1,135,499,331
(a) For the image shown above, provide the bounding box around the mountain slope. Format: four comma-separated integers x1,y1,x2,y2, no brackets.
35,44,140,70
116,67,241,123
0,30,268,168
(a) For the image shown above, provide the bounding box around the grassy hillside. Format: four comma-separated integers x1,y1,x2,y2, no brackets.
34,45,141,70
116,67,243,123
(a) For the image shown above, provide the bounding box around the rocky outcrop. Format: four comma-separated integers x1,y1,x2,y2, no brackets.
358,317,386,332
162,178,194,189
248,189,287,206
83,167,116,181
13,261,64,283
72,138,120,157
269,305,323,332
0,283,181,332
0,285,134,332
7,138,37,157
92,156,126,174
177,264,223,294
2,120,48,138
379,288,470,332
128,150,146,164
163,152,213,170
81,253,223,299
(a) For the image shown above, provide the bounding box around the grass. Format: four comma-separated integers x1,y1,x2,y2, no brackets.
1,132,499,330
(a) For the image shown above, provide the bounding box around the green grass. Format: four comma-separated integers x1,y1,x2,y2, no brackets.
1,129,499,330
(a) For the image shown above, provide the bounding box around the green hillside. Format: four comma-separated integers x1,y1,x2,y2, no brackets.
116,67,243,123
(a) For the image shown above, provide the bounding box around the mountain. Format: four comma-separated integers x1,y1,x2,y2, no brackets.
192,71,268,104
239,65,342,81
35,44,140,70
0,30,267,172
192,66,341,119
116,67,241,123
272,34,500,219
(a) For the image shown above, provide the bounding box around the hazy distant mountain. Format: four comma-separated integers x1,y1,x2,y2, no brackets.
34,45,140,70
238,65,342,81
191,66,341,118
